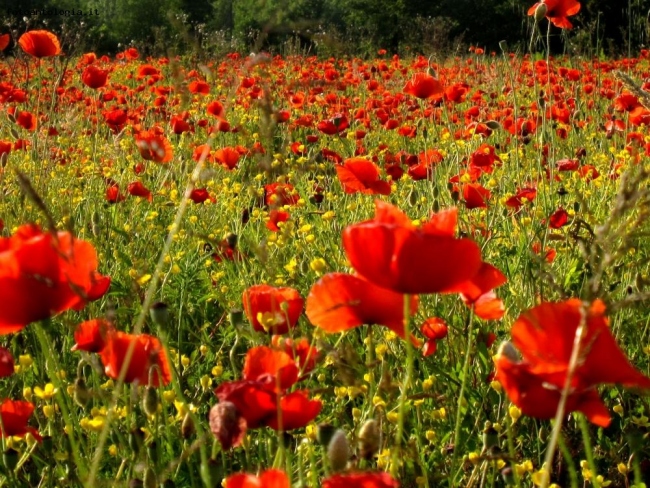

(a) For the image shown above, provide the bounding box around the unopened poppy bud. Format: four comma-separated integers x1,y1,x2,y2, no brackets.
486,120,501,130
73,377,91,408
3,448,18,471
209,402,245,449
7,112,15,124
229,309,244,327
143,467,157,488
358,419,380,460
181,412,195,439
0,152,7,168
128,479,143,488
200,458,223,488
534,3,548,22
327,429,350,472
317,423,337,447
497,341,520,362
149,302,169,326
146,440,158,464
128,427,145,455
142,386,159,416
482,424,499,452
501,466,515,485
10,128,19,140
498,40,508,53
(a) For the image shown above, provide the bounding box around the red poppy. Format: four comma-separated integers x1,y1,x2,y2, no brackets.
16,111,37,131
462,183,491,209
0,225,110,333
71,319,114,353
82,65,109,89
266,209,290,232
421,317,448,357
135,130,173,163
242,284,304,334
342,201,482,294
336,158,391,195
0,34,9,52
403,73,444,99
189,188,212,204
242,346,300,391
106,184,125,203
317,114,349,135
527,0,581,29
170,115,192,135
207,101,224,117
100,331,172,387
0,400,41,441
127,181,153,202
548,207,568,228
189,81,210,95
322,472,399,488
264,183,300,207
225,470,290,488
18,30,61,58
407,149,444,181
0,347,14,377
505,187,537,209
271,336,319,375
306,273,419,344
103,108,128,133
469,144,502,173
214,147,241,170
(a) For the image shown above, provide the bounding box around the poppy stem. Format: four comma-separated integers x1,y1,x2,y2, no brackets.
391,294,413,478
577,413,601,488
539,303,588,488
450,307,475,485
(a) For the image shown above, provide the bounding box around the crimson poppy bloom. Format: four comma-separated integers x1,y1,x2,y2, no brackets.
462,183,491,209
421,317,448,357
242,284,304,334
496,299,650,426
189,81,210,95
106,184,125,203
127,181,153,202
0,225,110,333
0,400,41,441
82,65,109,89
317,114,349,135
336,158,391,195
242,346,300,391
100,331,172,387
264,183,300,207
322,472,399,488
527,0,581,29
548,207,568,228
214,147,241,170
18,30,61,58
135,130,173,163
342,201,482,294
189,188,212,204
0,347,14,377
271,336,319,374
16,111,37,131
407,149,444,181
266,209,290,232
225,469,290,488
306,273,419,343
0,34,9,52
71,319,114,353
403,73,444,99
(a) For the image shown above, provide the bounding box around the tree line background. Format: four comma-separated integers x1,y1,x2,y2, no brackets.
2,0,650,57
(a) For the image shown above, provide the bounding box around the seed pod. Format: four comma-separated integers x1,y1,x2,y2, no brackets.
142,386,159,416
327,429,350,473
358,419,380,460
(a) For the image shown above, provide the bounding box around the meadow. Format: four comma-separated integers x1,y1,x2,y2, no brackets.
2,12,650,488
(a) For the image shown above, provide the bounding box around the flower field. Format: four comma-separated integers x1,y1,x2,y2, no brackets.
2,13,650,488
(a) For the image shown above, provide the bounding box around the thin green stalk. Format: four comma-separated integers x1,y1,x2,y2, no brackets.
450,308,475,485
556,430,579,487
391,294,414,478
577,413,601,488
505,418,522,488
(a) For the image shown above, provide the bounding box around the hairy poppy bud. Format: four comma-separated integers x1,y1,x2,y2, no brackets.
143,467,157,488
358,419,380,460
73,377,91,408
486,120,501,130
497,341,519,362
128,427,145,455
209,402,246,449
327,429,350,472
482,422,499,452
142,386,159,416
317,423,337,447
3,448,18,471
181,412,195,439
149,302,169,326
534,3,548,22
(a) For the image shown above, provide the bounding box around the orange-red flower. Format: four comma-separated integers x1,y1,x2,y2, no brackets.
82,65,109,89
527,0,581,29
242,284,304,334
0,34,9,52
342,201,482,294
18,30,61,58
403,73,444,99
336,158,391,195
323,472,399,488
225,470,290,488
71,319,114,353
0,225,110,333
135,130,173,163
0,347,14,377
495,299,650,426
100,332,172,387
0,400,41,441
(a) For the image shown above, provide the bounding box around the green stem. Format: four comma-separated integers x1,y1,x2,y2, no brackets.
577,413,600,488
450,308,475,485
391,294,414,478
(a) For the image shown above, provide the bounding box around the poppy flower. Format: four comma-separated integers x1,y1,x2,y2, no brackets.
469,144,502,173
317,114,349,135
462,183,491,209
225,469,290,488
0,34,9,52
242,284,304,334
342,201,482,294
214,147,241,170
135,130,173,163
16,111,37,131
527,0,581,29
407,149,444,181
403,73,444,99
306,273,419,344
189,81,210,95
106,184,125,203
18,30,61,58
271,336,319,374
127,181,153,202
322,472,399,488
242,346,300,391
71,319,114,353
336,158,391,195
264,183,300,207
82,65,109,89
189,188,212,204
0,225,110,333
0,400,41,441
548,207,568,228
421,317,448,357
103,108,128,133
100,331,172,387
0,347,14,377
266,209,290,232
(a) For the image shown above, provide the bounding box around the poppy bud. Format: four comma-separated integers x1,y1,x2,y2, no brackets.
200,458,223,488
498,40,508,53
327,429,350,472
10,128,19,140
496,341,519,362
358,419,380,460
317,423,337,447
149,302,169,326
3,448,18,471
146,440,158,465
128,479,143,488
209,401,246,449
7,112,15,124
141,387,158,418
229,309,244,327
128,427,145,455
534,3,548,22
73,377,91,408
485,120,501,130
482,422,499,452
501,467,515,485
181,412,195,439
0,153,7,168
143,467,157,488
